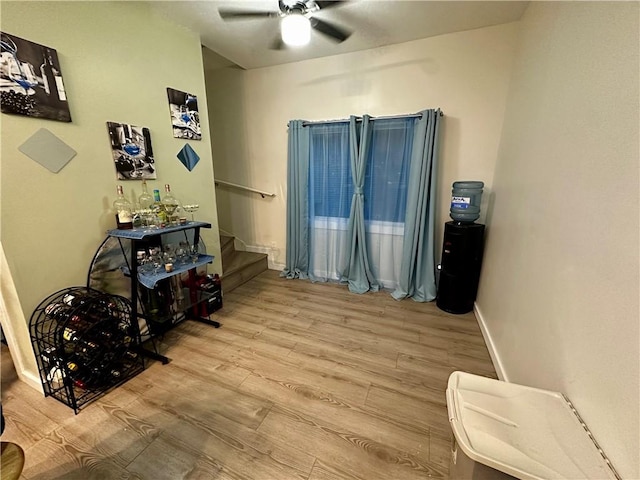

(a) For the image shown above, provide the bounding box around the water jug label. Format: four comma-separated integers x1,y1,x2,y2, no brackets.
451,196,471,209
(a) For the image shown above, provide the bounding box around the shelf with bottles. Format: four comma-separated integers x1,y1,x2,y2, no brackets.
112,182,201,232
107,220,212,240
119,253,214,289
29,286,145,414
139,277,222,325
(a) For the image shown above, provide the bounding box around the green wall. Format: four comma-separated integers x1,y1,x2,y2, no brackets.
0,1,220,380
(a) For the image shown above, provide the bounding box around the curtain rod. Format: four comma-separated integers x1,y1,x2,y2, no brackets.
295,110,442,127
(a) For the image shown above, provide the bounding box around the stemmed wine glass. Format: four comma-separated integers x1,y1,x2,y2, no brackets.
148,247,164,274
182,204,199,222
163,202,179,226
176,241,189,265
189,243,201,264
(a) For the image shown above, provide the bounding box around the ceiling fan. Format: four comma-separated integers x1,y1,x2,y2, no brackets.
218,0,352,49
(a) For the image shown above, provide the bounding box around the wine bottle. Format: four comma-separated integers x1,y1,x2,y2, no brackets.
90,297,118,321
162,184,180,225
117,317,132,334
66,360,79,373
78,339,100,358
138,180,153,209
62,291,93,308
63,326,82,342
123,350,139,361
44,302,71,322
41,346,61,368
40,52,54,95
113,185,133,230
68,364,99,390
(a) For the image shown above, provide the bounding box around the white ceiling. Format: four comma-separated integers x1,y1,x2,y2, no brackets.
149,1,529,70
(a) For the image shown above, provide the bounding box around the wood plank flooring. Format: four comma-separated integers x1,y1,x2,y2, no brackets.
1,270,496,479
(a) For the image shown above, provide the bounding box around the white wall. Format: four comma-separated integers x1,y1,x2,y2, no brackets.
477,2,639,478
205,23,519,268
1,1,220,385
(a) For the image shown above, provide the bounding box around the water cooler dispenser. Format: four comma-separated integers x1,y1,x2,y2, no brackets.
436,181,485,314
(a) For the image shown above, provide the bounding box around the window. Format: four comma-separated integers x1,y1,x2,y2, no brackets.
308,117,416,286
309,117,415,225
309,123,352,219
363,118,415,224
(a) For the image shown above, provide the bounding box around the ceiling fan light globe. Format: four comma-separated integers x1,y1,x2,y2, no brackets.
281,14,311,46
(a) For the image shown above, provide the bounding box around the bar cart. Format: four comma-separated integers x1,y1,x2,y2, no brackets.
97,221,220,364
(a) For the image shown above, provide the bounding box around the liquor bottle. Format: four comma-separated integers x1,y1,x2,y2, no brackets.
138,180,153,209
113,185,133,230
151,189,167,224
162,184,180,225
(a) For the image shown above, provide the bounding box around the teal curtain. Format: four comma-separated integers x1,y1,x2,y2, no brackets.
392,109,441,301
281,120,310,279
339,116,379,294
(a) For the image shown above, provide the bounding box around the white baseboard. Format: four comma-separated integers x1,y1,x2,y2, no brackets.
244,245,285,271
19,369,44,393
473,302,508,382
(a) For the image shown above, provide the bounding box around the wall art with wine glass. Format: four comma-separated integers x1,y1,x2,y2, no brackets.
167,87,201,140
0,32,71,122
106,122,156,180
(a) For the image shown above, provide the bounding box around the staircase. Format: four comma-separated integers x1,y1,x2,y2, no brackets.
220,234,268,293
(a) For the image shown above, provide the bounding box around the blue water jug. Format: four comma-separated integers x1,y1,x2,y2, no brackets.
450,181,484,223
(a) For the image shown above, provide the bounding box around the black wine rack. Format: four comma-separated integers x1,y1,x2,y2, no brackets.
29,286,145,414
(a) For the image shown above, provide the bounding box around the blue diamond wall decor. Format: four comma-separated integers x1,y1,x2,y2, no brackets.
177,143,200,171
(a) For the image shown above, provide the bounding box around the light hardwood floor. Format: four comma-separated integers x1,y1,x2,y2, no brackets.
1,270,496,480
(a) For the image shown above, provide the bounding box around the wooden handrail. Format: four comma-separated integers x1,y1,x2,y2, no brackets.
214,179,276,198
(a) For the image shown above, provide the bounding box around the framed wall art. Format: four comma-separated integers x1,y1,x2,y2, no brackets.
167,87,201,140
0,31,71,122
106,122,156,180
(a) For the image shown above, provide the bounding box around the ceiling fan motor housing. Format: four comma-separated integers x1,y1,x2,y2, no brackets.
279,0,319,16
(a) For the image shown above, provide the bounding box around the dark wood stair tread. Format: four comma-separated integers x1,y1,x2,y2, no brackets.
220,233,268,293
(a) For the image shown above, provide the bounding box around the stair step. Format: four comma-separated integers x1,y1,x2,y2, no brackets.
222,251,268,293
220,234,235,259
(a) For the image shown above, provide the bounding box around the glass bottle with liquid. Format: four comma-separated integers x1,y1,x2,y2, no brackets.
113,185,133,230
138,180,153,209
136,180,154,227
151,189,167,225
162,184,180,225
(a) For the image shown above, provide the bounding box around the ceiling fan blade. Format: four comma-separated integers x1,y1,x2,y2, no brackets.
315,1,348,10
310,17,351,42
219,9,276,20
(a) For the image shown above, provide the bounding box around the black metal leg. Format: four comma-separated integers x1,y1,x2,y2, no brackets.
133,345,170,365
190,317,221,328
